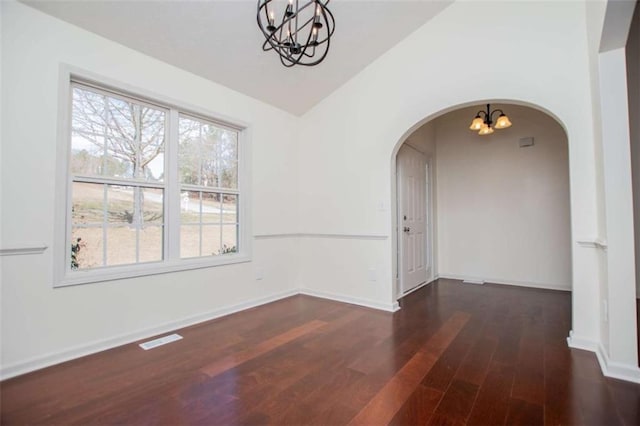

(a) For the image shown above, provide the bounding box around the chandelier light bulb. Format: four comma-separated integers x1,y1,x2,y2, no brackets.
479,124,494,135
494,114,512,129
469,116,484,131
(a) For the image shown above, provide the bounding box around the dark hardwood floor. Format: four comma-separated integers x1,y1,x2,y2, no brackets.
2,279,639,425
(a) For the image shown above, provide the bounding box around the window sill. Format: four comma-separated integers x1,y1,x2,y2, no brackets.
55,254,251,288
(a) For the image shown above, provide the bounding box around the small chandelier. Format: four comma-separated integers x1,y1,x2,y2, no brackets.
469,104,512,135
257,0,335,67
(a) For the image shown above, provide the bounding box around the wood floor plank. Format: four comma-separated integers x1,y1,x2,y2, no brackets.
511,326,545,405
388,384,443,425
421,317,484,391
427,379,478,425
200,319,327,378
505,397,544,426
347,312,469,426
454,336,497,386
466,361,515,425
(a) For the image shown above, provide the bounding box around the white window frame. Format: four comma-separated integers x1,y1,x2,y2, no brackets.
54,66,251,287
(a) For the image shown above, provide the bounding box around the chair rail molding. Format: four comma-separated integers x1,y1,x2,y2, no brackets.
0,244,48,256
254,233,388,240
576,236,608,250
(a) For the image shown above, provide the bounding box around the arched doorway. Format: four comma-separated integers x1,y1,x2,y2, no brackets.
392,102,572,300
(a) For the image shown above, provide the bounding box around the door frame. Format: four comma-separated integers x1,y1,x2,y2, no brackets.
396,144,435,299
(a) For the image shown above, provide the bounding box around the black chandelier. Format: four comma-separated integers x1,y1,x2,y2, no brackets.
257,0,335,67
468,104,512,135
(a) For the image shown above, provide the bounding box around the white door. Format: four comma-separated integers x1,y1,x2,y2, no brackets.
397,144,429,294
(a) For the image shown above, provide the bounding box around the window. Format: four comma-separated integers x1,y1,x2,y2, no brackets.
178,115,239,258
60,77,248,286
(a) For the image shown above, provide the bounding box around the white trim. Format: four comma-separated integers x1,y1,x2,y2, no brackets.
56,255,251,287
566,330,600,352
299,288,400,312
437,273,571,291
566,332,640,384
0,244,48,256
595,344,640,384
397,278,435,300
253,233,388,240
0,288,298,381
576,237,608,250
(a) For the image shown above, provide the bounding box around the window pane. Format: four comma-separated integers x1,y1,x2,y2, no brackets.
221,225,238,255
107,185,134,224
139,226,163,263
201,127,219,188
178,114,238,189
222,194,237,223
180,225,200,258
71,88,106,176
180,191,200,224
178,117,201,185
71,227,103,269
71,85,165,182
202,192,221,224
106,227,136,266
72,182,105,225
70,135,104,176
143,188,164,224
202,225,221,257
219,130,238,190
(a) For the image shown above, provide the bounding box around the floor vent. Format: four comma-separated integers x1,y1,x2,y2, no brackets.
139,333,183,350
463,279,485,285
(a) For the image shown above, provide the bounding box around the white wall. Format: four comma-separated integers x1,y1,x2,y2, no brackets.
0,1,300,378
298,1,601,344
627,2,640,297
433,105,571,290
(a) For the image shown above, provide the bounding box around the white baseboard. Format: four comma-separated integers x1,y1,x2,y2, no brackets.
595,344,640,384
299,288,400,312
566,330,599,352
0,289,298,381
437,273,571,292
566,331,640,384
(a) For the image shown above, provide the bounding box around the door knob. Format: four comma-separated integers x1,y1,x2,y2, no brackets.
404,227,410,233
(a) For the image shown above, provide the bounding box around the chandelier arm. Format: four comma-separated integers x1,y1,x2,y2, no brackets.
321,4,336,37
491,109,504,119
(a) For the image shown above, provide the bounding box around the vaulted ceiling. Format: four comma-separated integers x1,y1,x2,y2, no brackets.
22,0,452,115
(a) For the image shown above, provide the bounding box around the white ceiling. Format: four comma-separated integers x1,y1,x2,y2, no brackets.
22,0,452,115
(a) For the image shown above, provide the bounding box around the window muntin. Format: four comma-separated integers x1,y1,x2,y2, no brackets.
66,80,244,279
